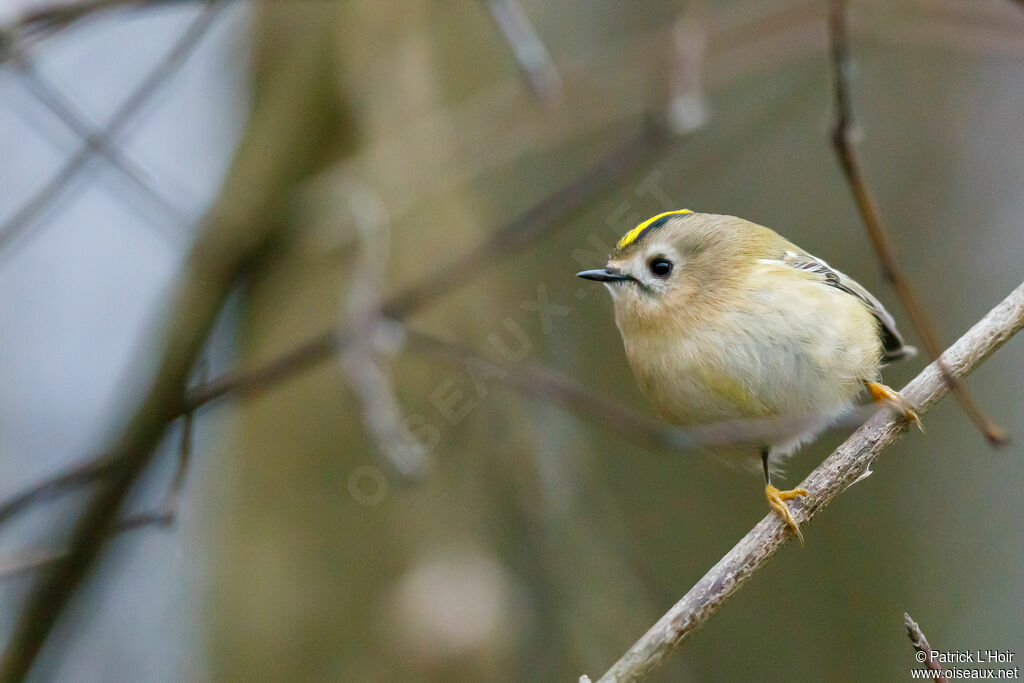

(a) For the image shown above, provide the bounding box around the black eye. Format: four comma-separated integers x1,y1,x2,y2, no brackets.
648,257,673,278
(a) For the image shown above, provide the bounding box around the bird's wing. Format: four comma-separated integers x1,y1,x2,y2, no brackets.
776,250,915,361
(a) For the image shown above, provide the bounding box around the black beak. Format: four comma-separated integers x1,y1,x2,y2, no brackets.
576,268,632,283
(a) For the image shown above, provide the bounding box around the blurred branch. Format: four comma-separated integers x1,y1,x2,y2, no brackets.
905,613,949,682
0,14,349,678
0,117,671,531
0,0,203,46
827,0,1007,446
0,94,670,680
594,280,1024,682
483,0,563,103
11,56,186,228
0,510,177,582
0,0,223,258
337,180,431,478
182,117,671,409
382,117,670,320
0,327,879,536
0,402,196,582
666,5,710,135
0,455,122,527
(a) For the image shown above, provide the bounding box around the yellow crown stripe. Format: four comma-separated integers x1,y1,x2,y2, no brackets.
616,209,693,249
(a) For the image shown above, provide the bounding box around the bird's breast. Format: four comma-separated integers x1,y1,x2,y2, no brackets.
620,289,882,429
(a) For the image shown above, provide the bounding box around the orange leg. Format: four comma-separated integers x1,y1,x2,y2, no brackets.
766,484,810,545
866,381,924,432
762,448,810,545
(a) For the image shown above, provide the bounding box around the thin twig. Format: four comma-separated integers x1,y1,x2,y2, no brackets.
0,371,198,581
0,454,122,527
0,81,673,683
0,370,198,530
338,179,431,478
11,55,187,224
381,116,670,320
827,0,1007,446
0,512,174,582
0,0,223,257
0,96,781,535
483,0,563,103
1,0,199,46
182,118,671,410
0,549,67,581
595,280,1024,682
0,332,879,535
905,612,949,682
0,510,175,582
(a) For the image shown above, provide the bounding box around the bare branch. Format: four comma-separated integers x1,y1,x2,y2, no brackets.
483,0,563,103
0,331,878,536
905,612,949,682
337,179,431,478
0,512,174,583
3,120,658,526
1,0,203,46
10,55,187,227
0,510,175,582
0,549,68,582
827,0,1007,446
0,374,198,582
0,454,121,527
595,280,1024,682
0,13,349,676
182,117,672,410
0,0,223,257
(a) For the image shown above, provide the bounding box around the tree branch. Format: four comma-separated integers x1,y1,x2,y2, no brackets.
483,0,563,104
1,0,213,48
0,0,223,257
595,279,1024,682
0,404,196,583
828,0,1007,446
0,15,350,678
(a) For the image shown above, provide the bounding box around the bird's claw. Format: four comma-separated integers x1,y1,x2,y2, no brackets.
765,484,809,546
867,381,924,432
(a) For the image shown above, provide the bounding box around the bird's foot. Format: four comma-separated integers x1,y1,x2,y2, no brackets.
866,381,923,432
766,484,809,546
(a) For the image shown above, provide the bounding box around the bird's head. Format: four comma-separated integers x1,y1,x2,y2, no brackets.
577,210,762,332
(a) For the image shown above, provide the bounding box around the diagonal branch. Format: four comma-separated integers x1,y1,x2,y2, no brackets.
1,0,203,47
594,279,1024,682
0,328,879,537
0,0,222,257
0,400,197,582
181,117,671,410
483,0,563,104
0,107,671,679
827,0,1007,445
0,13,350,678
11,56,187,227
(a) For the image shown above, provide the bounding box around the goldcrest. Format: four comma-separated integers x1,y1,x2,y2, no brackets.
578,210,920,543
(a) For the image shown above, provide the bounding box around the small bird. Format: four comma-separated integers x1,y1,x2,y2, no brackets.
577,210,921,543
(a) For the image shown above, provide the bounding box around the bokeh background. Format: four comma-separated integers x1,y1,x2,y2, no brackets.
1,0,1022,681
